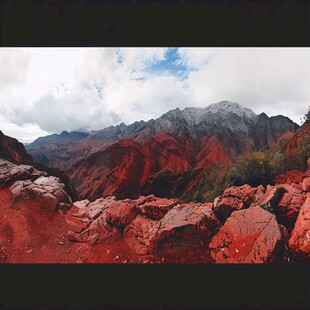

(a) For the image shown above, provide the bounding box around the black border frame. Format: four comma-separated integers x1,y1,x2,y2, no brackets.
1,1,310,309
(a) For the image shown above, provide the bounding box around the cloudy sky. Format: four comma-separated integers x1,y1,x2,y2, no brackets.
0,47,309,143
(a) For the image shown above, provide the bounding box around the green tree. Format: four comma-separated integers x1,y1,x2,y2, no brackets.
228,152,275,187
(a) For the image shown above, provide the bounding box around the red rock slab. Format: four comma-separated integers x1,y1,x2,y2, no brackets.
154,204,220,253
135,195,157,205
123,215,160,255
288,193,310,261
77,213,122,245
209,205,284,263
213,184,258,223
137,197,179,220
254,185,266,202
255,185,286,213
105,200,138,228
65,217,87,233
275,185,305,229
274,170,304,187
302,177,310,192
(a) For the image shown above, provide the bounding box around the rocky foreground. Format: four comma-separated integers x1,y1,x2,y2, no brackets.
1,156,309,263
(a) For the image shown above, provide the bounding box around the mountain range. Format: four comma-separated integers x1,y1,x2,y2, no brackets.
1,100,310,263
26,101,299,200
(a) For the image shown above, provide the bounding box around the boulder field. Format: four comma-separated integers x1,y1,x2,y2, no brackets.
64,160,310,263
1,156,310,263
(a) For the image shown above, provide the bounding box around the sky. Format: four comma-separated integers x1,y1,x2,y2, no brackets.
0,47,309,143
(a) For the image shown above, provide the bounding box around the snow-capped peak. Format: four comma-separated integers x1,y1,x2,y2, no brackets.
204,101,257,119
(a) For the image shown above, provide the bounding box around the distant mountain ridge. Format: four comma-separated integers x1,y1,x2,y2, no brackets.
25,100,299,200
26,101,299,172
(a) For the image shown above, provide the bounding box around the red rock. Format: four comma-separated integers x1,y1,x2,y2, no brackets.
274,170,304,188
73,199,90,209
307,158,310,171
9,174,72,212
288,193,310,261
302,177,310,192
209,206,285,263
79,214,122,245
65,217,87,233
105,200,137,228
123,215,159,255
0,130,33,165
135,194,156,205
196,133,235,169
154,204,220,253
137,197,179,220
255,185,286,213
254,185,266,202
275,184,304,228
213,184,258,223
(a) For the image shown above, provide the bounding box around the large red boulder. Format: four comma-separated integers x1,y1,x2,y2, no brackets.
77,213,122,245
255,185,286,213
212,184,259,223
123,202,219,255
288,193,310,261
274,170,304,190
274,184,305,229
154,203,220,253
0,159,45,189
66,196,120,244
136,197,179,220
209,205,286,263
10,175,72,212
105,199,138,228
302,177,310,192
123,215,159,254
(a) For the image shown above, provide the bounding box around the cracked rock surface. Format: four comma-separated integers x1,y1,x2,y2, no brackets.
212,184,261,223
288,193,310,261
10,176,72,212
209,205,285,263
66,196,220,255
0,158,46,189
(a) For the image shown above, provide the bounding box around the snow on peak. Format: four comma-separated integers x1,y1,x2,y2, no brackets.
205,101,257,119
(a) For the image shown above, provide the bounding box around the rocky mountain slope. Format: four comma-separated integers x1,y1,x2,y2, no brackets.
65,101,298,200
0,128,309,263
26,101,298,172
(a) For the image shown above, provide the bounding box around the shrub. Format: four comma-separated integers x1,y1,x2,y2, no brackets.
228,151,276,187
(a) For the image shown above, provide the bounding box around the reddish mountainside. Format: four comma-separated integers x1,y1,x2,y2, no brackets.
69,123,296,201
285,122,310,170
0,130,79,201
0,131,309,263
26,102,298,201
26,130,90,171
69,132,237,200
0,130,33,164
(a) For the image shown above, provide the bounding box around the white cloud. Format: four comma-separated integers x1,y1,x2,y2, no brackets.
0,115,49,143
1,48,310,143
184,48,310,123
